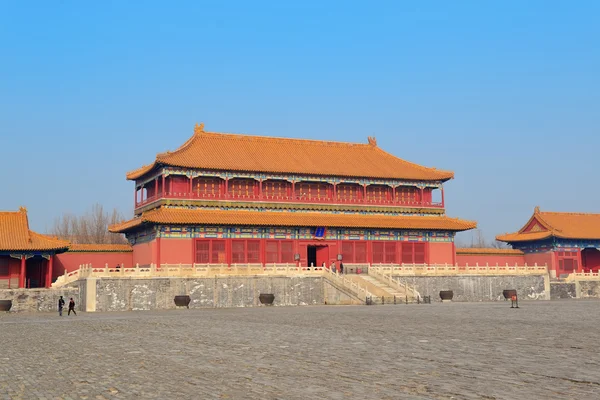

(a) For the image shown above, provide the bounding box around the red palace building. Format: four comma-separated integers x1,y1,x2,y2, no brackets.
110,124,476,267
0,207,133,289
497,207,600,278
0,207,69,289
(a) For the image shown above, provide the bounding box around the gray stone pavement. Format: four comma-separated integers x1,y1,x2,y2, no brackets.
1,300,599,400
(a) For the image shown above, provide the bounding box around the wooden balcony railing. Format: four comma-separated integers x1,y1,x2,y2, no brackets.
135,191,443,209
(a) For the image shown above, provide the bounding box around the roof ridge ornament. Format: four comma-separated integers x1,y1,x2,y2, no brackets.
194,122,205,135
19,206,27,213
534,206,540,213
367,136,377,146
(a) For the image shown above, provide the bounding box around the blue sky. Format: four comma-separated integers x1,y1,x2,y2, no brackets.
1,1,598,244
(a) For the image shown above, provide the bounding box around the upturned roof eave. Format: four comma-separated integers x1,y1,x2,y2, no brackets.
126,160,453,182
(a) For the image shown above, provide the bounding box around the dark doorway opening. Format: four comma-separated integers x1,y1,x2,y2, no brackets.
307,246,317,268
26,257,45,288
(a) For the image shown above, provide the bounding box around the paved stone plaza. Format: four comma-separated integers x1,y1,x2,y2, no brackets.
1,301,599,399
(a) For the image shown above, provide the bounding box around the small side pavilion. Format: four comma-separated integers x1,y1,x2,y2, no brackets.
0,207,69,288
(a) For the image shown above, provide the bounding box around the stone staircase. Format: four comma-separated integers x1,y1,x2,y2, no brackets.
347,274,406,300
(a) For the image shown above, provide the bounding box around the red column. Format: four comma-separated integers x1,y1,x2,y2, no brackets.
134,186,138,208
161,174,166,195
452,242,456,265
189,176,193,198
45,255,53,288
226,238,232,266
441,186,445,207
420,187,424,206
225,177,229,198
19,256,25,288
292,181,296,199
363,184,367,203
156,236,161,267
154,177,158,199
259,180,263,199
392,186,396,205
333,183,337,201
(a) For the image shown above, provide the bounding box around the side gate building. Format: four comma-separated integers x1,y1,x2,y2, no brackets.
497,207,600,278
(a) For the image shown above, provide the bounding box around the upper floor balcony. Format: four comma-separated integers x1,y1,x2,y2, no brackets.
134,175,445,211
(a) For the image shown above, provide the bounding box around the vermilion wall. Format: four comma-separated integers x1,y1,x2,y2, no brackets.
170,176,189,193
54,252,133,279
132,241,156,266
141,239,458,266
428,242,454,264
456,254,526,266
160,239,194,264
0,256,21,289
524,252,555,271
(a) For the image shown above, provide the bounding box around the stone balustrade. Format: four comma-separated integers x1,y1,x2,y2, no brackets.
322,266,372,299
53,263,326,287
369,266,416,299
370,263,548,276
52,262,549,288
565,271,600,281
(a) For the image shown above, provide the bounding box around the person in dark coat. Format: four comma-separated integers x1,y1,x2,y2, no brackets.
68,298,77,316
58,296,65,317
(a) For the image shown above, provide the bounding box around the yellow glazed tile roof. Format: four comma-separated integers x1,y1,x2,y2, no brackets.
109,207,476,233
497,207,600,242
126,124,454,181
68,244,133,252
455,248,524,255
0,207,70,251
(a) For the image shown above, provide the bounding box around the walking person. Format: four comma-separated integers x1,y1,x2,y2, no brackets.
339,262,344,275
68,297,77,316
58,296,65,317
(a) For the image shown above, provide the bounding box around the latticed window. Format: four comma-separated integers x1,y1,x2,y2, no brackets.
229,178,255,197
266,241,279,263
373,242,385,263
296,182,330,199
195,240,210,263
385,242,397,263
232,240,246,263
195,240,226,263
366,185,391,202
195,178,220,195
414,243,426,264
342,242,354,262
281,241,294,263
264,180,289,197
247,240,260,263
340,241,368,263
231,239,261,263
373,242,397,263
558,251,579,273
211,240,226,263
401,243,413,263
355,242,367,263
396,187,418,203
400,242,427,264
337,184,360,200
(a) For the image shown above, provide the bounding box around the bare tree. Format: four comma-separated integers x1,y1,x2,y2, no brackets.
50,203,127,244
489,240,510,249
455,230,511,249
470,229,487,248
